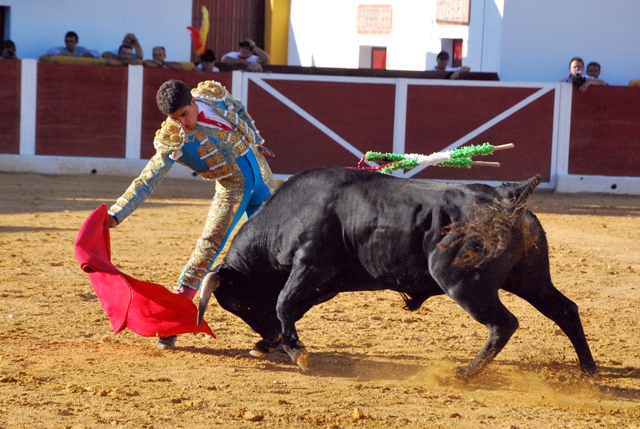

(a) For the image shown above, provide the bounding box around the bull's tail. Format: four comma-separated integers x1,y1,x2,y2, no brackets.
440,175,542,267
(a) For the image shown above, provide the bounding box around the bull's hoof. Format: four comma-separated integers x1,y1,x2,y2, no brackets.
249,338,281,359
455,366,477,381
249,348,269,359
283,341,309,371
581,362,598,376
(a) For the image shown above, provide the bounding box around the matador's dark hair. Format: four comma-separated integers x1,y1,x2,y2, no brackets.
156,80,192,115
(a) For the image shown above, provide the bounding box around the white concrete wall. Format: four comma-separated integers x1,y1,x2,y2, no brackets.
288,0,498,72
2,0,192,61
466,0,504,73
500,0,640,86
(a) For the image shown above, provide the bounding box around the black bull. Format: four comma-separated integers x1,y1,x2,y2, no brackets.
198,167,596,377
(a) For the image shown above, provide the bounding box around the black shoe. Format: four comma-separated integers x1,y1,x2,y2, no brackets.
156,335,177,350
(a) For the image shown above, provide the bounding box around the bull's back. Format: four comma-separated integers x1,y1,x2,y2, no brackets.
231,167,541,271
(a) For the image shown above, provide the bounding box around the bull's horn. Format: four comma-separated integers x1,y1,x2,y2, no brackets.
197,273,220,325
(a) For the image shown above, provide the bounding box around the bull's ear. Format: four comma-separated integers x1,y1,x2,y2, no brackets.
197,273,220,325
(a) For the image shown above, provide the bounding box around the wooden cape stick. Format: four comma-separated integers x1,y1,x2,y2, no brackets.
471,161,501,167
468,143,514,168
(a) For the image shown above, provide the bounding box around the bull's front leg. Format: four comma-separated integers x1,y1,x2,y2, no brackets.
276,286,309,371
276,251,342,371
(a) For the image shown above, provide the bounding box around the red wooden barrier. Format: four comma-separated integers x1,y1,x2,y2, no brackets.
0,60,21,154
247,78,396,173
405,85,554,182
569,85,640,176
36,64,128,158
8,64,639,185
245,77,555,181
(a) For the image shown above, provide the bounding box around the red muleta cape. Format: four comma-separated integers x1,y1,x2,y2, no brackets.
74,204,215,338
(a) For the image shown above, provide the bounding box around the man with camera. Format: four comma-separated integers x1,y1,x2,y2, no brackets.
560,57,606,92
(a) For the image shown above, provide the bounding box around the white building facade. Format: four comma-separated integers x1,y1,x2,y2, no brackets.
286,0,640,86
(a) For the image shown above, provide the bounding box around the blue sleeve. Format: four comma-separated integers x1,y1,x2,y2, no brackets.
108,151,176,223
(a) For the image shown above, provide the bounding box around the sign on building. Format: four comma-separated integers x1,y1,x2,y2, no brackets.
436,0,471,25
356,5,393,34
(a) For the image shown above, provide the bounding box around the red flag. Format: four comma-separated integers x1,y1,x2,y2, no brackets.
74,205,215,339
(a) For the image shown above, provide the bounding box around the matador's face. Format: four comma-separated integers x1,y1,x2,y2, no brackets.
168,98,199,131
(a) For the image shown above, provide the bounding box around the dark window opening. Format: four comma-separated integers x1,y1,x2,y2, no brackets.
0,7,8,44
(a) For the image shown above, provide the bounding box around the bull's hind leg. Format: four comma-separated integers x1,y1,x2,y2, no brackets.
503,276,596,374
430,254,519,377
450,286,519,378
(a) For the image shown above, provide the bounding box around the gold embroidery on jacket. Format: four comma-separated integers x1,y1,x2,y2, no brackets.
153,119,184,151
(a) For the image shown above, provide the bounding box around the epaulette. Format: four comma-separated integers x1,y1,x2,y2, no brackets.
192,80,227,102
153,119,184,151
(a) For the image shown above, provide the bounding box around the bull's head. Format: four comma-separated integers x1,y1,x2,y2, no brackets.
197,271,283,342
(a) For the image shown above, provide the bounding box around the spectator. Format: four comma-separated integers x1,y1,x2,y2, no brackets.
195,49,219,72
432,51,470,79
221,39,269,71
105,44,143,66
143,46,184,70
1,39,18,60
46,31,99,58
560,57,606,92
586,61,601,79
102,33,144,62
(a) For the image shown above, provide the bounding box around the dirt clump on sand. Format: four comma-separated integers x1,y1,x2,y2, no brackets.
1,172,639,428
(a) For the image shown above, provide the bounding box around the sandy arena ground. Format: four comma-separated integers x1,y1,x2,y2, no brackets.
1,172,639,429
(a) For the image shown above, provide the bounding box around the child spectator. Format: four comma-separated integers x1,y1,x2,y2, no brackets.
586,61,602,79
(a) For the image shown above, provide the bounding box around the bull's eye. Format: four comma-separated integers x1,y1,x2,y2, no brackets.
228,299,242,311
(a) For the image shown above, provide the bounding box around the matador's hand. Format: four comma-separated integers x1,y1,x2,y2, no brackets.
104,215,119,230
256,144,275,158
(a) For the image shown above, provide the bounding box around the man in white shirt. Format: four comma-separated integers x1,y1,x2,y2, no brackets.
221,39,269,71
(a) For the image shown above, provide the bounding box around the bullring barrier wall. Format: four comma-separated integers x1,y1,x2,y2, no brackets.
1,59,639,194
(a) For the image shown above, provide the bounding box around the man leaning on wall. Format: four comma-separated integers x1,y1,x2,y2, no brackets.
47,31,99,58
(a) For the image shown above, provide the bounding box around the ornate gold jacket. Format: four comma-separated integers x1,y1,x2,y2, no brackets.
109,80,265,223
